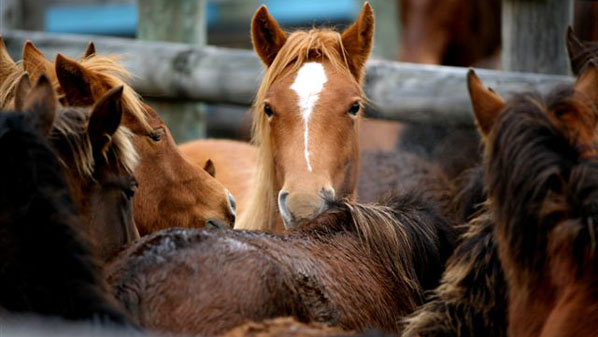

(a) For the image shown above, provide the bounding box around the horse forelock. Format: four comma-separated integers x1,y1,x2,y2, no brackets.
51,107,138,180
239,28,364,230
77,55,152,132
485,89,591,284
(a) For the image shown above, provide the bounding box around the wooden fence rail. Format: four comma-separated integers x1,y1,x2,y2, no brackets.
3,30,573,126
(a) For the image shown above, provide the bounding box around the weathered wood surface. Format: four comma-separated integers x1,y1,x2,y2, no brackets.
137,0,207,141
502,0,573,75
3,30,573,126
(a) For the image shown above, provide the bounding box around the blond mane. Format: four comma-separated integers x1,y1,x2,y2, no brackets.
71,54,152,131
0,61,24,110
237,28,364,230
51,106,138,180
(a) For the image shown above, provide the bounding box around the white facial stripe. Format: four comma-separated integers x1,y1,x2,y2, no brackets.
290,62,328,172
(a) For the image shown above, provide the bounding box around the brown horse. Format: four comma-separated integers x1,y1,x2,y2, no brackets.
12,73,140,262
19,42,236,234
106,190,455,336
470,64,598,337
232,3,374,230
399,0,501,67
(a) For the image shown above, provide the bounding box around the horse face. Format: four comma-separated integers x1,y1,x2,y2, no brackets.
266,60,361,229
127,104,237,234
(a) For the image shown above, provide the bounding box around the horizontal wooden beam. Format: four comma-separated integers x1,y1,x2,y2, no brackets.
3,30,573,126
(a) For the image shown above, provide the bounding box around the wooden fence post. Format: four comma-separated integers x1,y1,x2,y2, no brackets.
502,0,573,75
137,0,207,142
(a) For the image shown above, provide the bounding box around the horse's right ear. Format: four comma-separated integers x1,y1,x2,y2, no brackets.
203,159,216,177
22,41,55,83
22,75,57,137
55,53,95,106
88,86,124,154
467,69,505,138
251,5,287,66
341,2,375,80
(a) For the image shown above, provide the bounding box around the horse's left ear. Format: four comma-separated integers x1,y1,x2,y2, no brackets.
14,72,32,111
55,53,95,106
574,61,598,107
203,159,216,177
22,41,55,83
251,5,287,66
0,35,19,77
21,75,57,137
82,41,96,59
341,2,375,80
467,69,505,139
567,26,585,76
88,86,124,154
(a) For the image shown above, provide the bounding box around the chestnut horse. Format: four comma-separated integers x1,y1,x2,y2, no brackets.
399,0,501,67
0,109,131,323
231,3,374,230
11,73,140,262
106,190,456,336
18,41,236,233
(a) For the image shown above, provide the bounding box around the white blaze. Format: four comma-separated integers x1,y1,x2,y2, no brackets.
290,62,328,172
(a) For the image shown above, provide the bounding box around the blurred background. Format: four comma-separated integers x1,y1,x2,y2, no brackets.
1,0,597,143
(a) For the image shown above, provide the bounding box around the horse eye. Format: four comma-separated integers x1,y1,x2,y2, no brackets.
149,128,165,142
124,179,138,199
348,102,360,116
264,104,274,118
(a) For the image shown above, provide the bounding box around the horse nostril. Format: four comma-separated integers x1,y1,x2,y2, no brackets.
205,219,230,230
278,191,292,225
226,190,237,216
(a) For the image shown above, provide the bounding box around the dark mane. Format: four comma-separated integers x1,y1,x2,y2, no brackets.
0,112,130,324
485,88,581,283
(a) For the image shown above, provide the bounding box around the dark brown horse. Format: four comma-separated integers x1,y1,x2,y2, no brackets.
13,72,139,261
106,191,456,336
0,110,131,325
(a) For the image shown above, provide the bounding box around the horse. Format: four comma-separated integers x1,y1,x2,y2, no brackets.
225,3,374,230
0,111,132,324
106,189,456,336
18,41,236,233
567,26,598,76
11,72,140,262
399,0,501,67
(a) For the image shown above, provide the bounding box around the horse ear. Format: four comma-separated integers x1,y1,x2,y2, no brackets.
83,41,96,59
341,2,375,80
14,72,32,111
22,75,57,137
467,69,505,138
203,159,216,177
0,35,19,78
22,41,55,83
574,61,598,107
55,53,95,106
88,86,124,154
567,26,586,76
251,5,287,66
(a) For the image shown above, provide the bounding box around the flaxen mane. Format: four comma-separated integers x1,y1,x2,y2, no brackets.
51,106,138,180
63,54,151,131
239,29,365,229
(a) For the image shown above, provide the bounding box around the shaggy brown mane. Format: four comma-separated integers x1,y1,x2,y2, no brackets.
238,28,365,230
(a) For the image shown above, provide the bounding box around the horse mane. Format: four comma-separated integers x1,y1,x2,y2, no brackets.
485,86,595,286
301,191,456,310
51,106,138,179
74,54,151,131
0,112,130,324
0,61,24,109
239,28,364,229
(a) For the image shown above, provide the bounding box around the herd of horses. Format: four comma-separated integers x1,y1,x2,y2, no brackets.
2,3,598,337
